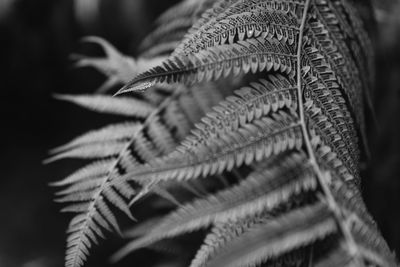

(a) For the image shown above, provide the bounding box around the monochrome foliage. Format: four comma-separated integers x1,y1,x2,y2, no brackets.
50,0,398,266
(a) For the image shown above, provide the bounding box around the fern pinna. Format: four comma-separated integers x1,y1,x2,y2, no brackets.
50,0,397,266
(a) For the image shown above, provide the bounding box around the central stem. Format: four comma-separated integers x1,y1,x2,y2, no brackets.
295,0,361,264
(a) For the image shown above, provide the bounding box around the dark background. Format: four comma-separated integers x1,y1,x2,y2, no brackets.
0,0,399,266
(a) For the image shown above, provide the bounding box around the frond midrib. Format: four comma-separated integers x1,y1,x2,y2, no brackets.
295,0,366,263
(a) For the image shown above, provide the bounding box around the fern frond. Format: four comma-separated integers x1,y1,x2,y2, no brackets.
324,171,396,265
312,143,353,183
121,109,303,209
50,123,141,154
55,178,104,198
112,152,316,261
50,159,114,187
304,18,364,127
125,111,303,202
54,80,229,267
329,179,375,228
55,94,155,118
178,0,304,52
190,74,297,145
65,202,123,267
46,122,143,165
303,129,396,266
46,141,127,163
174,4,300,56
52,0,396,266
118,37,296,94
313,146,393,264
306,0,374,152
206,202,337,267
163,98,194,140
305,100,359,179
54,93,181,267
189,213,272,267
350,216,397,266
303,47,360,155
146,116,177,154
313,0,373,87
190,193,322,267
327,179,396,265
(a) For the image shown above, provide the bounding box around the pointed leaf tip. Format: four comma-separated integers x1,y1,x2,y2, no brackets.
115,80,156,96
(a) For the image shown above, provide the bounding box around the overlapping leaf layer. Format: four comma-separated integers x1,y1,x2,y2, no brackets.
51,0,397,266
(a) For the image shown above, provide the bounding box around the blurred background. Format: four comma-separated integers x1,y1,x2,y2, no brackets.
0,0,399,266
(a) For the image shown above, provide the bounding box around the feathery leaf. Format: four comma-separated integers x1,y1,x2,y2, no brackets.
206,202,337,267
55,94,155,118
112,152,316,261
118,37,296,94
